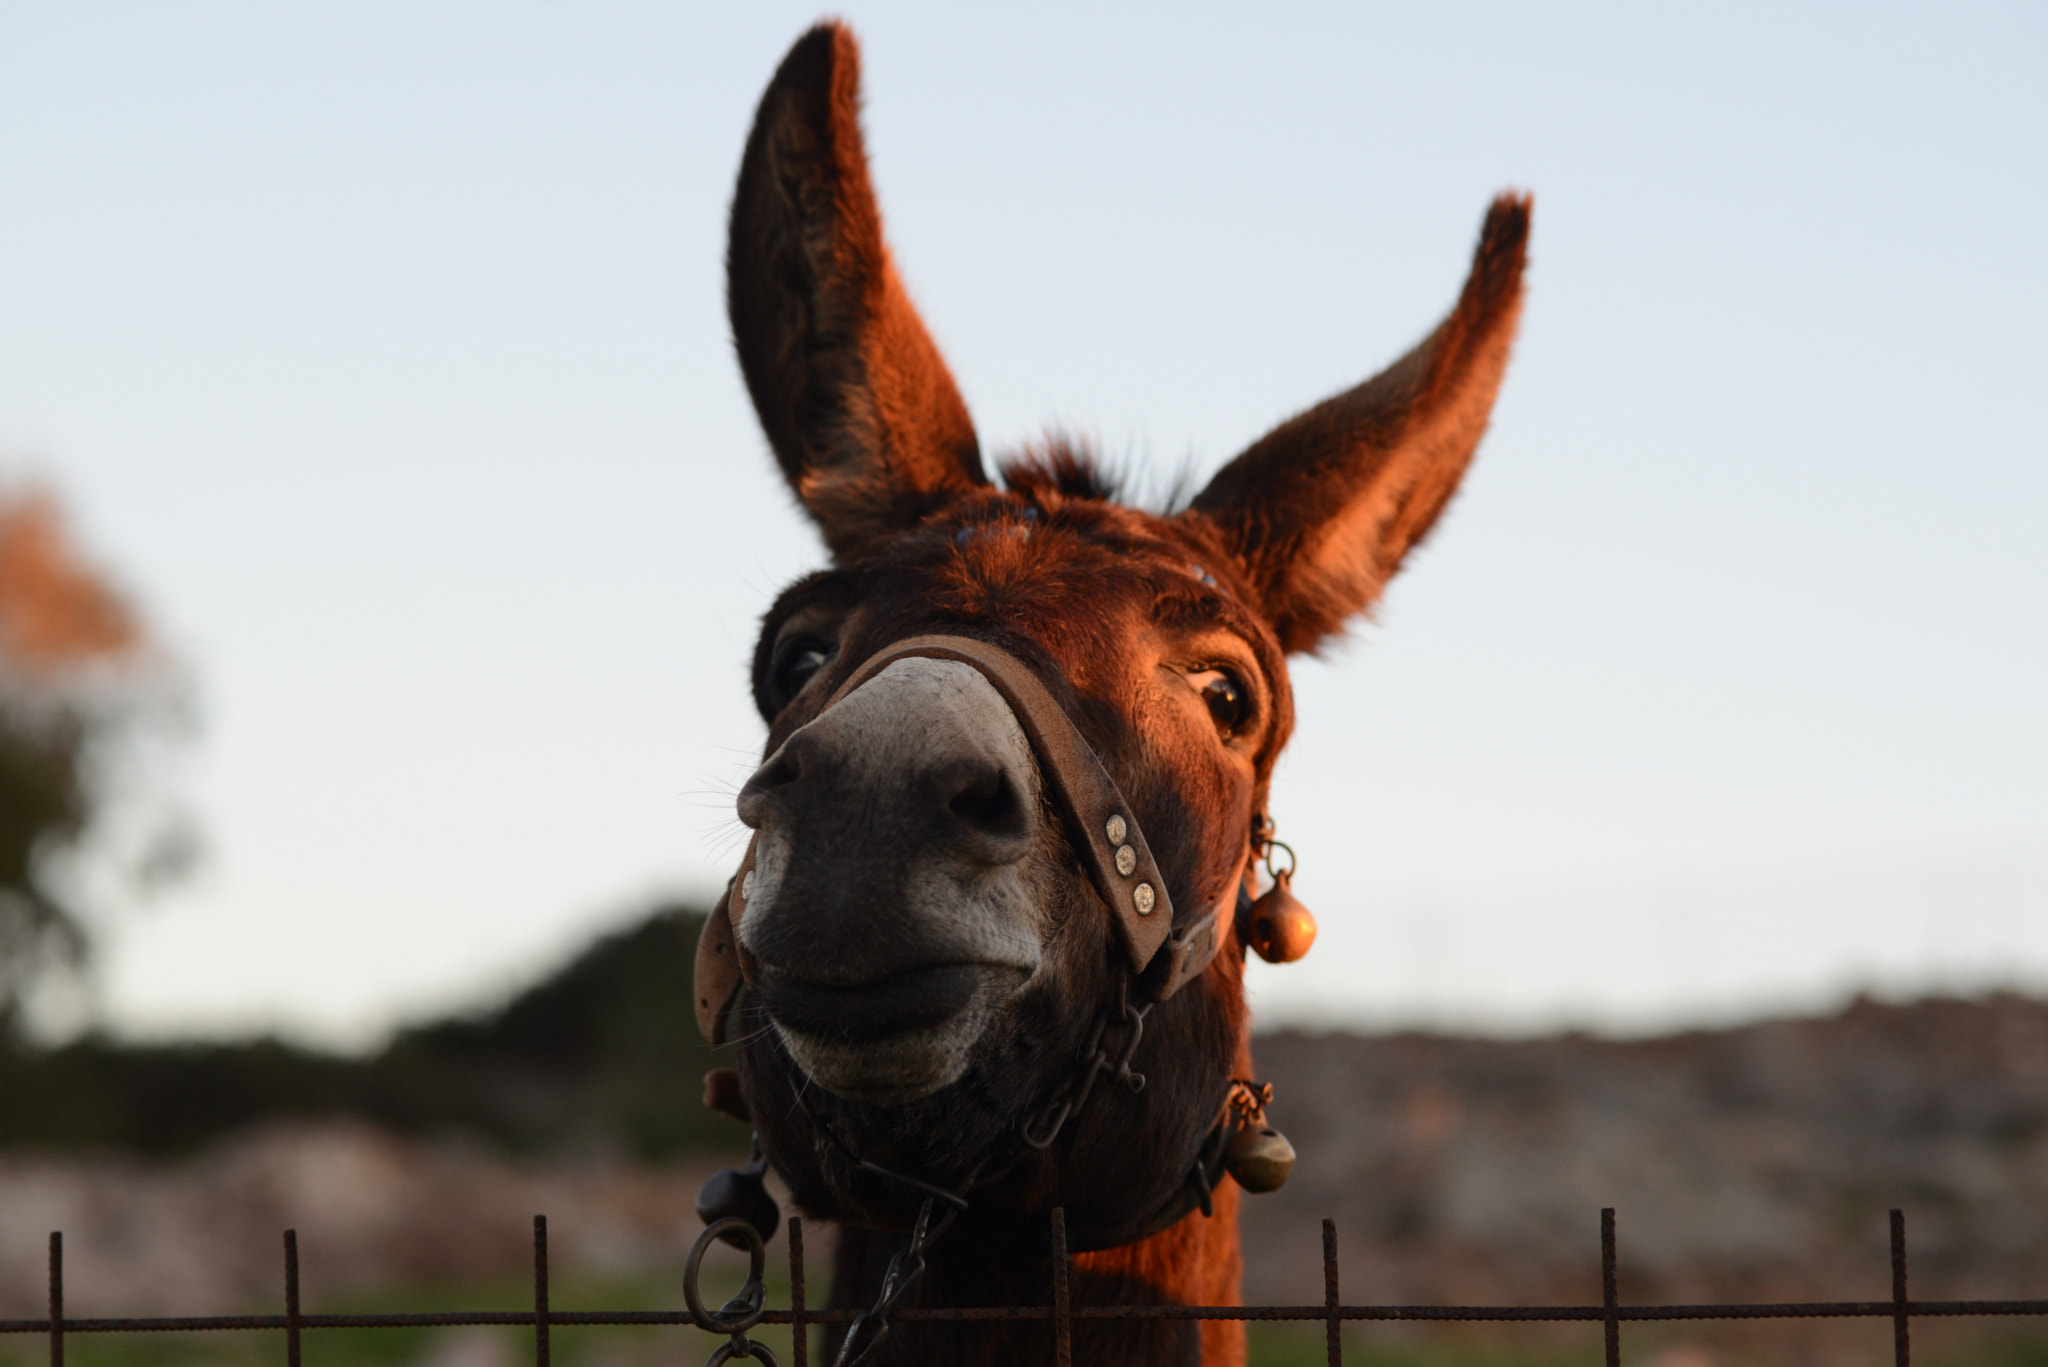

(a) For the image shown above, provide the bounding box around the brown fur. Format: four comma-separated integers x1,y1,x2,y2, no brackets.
722,23,1529,1365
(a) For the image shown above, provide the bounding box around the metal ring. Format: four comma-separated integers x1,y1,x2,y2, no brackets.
685,1219,767,1334
707,1339,782,1367
1262,838,1297,881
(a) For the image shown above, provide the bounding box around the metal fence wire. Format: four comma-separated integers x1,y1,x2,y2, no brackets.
5,1207,2045,1367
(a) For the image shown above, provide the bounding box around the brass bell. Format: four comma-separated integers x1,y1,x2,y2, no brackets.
1246,870,1317,964
1225,1121,1296,1194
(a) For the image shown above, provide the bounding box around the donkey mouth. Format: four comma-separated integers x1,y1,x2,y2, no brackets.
756,961,1031,1104
757,962,1020,1042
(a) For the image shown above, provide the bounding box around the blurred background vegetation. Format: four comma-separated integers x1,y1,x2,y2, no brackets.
0,902,728,1157
0,485,170,1035
0,477,728,1159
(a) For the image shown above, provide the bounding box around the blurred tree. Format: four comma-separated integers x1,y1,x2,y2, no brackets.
0,484,192,1039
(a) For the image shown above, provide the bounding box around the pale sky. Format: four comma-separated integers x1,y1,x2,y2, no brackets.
2,2,2043,1049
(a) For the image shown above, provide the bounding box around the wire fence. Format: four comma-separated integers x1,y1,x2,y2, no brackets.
5,1206,2045,1367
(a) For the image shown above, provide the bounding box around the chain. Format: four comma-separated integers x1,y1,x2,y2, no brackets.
684,1218,781,1367
1250,812,1296,884
1020,979,1150,1150
810,980,1151,1367
783,1085,982,1367
830,1187,968,1367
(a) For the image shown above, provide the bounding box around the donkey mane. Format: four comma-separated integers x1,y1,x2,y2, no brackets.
997,441,1124,504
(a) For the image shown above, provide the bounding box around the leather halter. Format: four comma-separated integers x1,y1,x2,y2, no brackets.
694,633,1237,1045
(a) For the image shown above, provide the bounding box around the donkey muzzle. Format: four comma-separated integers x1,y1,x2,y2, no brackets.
729,654,1049,1102
701,635,1228,1101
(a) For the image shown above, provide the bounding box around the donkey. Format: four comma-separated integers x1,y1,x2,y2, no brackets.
694,22,1528,1367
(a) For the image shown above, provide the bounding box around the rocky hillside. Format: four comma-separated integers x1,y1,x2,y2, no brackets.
7,998,2044,1298
0,1124,724,1318
1242,994,2048,1310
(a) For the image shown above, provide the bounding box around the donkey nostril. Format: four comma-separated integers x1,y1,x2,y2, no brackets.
753,752,801,791
736,747,805,828
946,767,1027,843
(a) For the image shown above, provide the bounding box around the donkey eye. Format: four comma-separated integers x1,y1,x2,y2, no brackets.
1202,674,1248,737
773,639,834,704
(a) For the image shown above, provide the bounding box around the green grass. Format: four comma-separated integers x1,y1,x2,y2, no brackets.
0,1259,796,1367
1245,1322,1596,1366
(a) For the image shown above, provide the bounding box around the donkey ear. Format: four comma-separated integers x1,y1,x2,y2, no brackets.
728,24,988,559
1189,195,1531,654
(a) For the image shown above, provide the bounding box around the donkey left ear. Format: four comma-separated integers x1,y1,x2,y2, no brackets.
728,24,988,560
1188,195,1530,655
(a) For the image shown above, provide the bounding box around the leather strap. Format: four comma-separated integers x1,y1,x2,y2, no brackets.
694,634,1231,1044
1141,900,1228,1003
826,635,1178,972
694,835,758,1045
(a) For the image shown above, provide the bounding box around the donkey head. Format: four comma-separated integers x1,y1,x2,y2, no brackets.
705,23,1528,1251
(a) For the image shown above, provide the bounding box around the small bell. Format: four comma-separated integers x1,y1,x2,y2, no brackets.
1246,869,1317,964
1225,1122,1297,1194
696,1148,781,1246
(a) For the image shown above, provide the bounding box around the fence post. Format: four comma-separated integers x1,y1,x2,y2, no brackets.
1051,1207,1071,1367
284,1229,303,1367
1322,1218,1341,1367
533,1215,551,1367
791,1216,807,1367
1891,1209,1910,1367
46,1231,62,1367
1600,1208,1619,1367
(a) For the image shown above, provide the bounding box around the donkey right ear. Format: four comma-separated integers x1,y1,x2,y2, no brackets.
728,24,988,560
